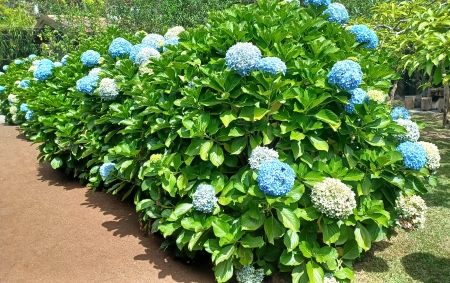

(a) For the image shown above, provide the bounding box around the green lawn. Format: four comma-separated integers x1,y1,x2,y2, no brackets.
353,112,450,283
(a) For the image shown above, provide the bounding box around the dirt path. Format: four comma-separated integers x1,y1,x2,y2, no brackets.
0,120,216,283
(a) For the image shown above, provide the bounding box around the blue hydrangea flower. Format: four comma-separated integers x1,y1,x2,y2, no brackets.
25,110,34,121
305,0,330,6
323,3,349,24
192,184,218,213
163,37,179,51
396,141,427,170
19,79,30,88
61,55,69,66
236,266,264,283
108,37,132,58
135,47,161,66
54,62,63,68
14,59,23,65
81,50,101,67
76,75,99,95
141,33,165,50
38,59,54,67
129,44,150,63
89,68,102,77
349,25,379,49
327,60,363,91
390,106,411,120
345,88,368,114
257,57,287,75
33,65,53,81
99,163,116,180
28,54,37,60
3,65,8,71
0,86,5,93
225,42,262,76
257,160,295,196
20,103,28,112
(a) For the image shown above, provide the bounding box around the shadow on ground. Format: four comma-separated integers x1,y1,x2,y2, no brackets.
37,162,85,190
402,253,450,283
353,241,392,273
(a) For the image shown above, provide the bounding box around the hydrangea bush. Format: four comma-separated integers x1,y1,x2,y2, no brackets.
0,1,441,283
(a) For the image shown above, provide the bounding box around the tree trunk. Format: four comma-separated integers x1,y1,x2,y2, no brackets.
441,63,449,127
390,80,399,106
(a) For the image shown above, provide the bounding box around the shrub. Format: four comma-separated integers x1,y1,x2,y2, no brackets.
0,1,441,282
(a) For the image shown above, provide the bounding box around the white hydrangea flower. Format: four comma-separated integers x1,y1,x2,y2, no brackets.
324,273,339,283
248,146,279,170
9,106,18,114
98,78,119,100
28,65,37,72
236,266,264,283
115,60,122,69
8,94,18,104
32,60,40,66
11,114,17,122
135,47,161,65
394,118,420,142
367,90,386,103
311,178,356,219
164,26,185,39
139,61,154,75
14,80,20,85
395,195,427,230
417,141,440,171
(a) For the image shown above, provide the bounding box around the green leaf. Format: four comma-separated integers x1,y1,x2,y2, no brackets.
308,135,329,151
277,207,300,232
381,173,405,189
240,235,265,248
215,245,235,264
264,216,285,244
299,241,313,258
51,157,63,169
231,137,247,155
315,246,338,263
314,109,341,131
212,219,230,238
342,239,360,259
199,140,213,161
334,267,355,280
220,110,237,127
343,169,364,181
214,260,234,283
136,199,154,212
292,263,309,283
241,211,265,231
210,144,225,167
321,219,340,244
171,203,193,218
162,174,177,197
306,260,324,283
280,250,303,266
284,230,300,252
354,223,371,251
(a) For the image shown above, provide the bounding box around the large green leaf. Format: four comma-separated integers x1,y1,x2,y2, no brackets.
306,260,324,283
264,216,285,244
321,219,340,244
342,239,360,259
277,207,300,232
214,259,234,283
354,223,371,251
314,109,341,131
210,144,225,167
308,135,329,151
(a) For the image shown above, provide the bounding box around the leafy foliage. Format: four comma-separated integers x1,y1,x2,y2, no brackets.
0,0,440,282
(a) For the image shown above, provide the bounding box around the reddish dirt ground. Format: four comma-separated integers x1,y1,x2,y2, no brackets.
0,122,217,283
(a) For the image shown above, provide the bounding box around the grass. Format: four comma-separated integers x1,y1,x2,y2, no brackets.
353,112,450,283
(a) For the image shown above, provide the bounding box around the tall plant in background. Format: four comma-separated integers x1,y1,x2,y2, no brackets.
361,0,450,127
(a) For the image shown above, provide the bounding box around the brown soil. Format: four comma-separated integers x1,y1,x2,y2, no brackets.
0,122,216,283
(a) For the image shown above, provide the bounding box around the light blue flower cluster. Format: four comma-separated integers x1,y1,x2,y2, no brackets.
33,59,55,81
257,160,295,196
163,37,179,51
192,184,218,213
25,110,34,121
89,68,102,77
20,103,28,112
345,88,368,114
225,42,262,76
396,141,427,170
76,75,100,95
3,65,8,71
14,59,23,65
108,37,132,58
257,57,287,75
54,62,63,68
28,54,37,60
99,163,116,180
305,0,330,6
327,60,363,91
98,78,119,100
236,266,264,283
135,47,161,66
129,44,150,63
81,50,101,67
390,106,411,120
323,3,349,24
19,79,30,88
61,55,69,66
141,33,165,50
349,25,379,49
0,86,5,93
